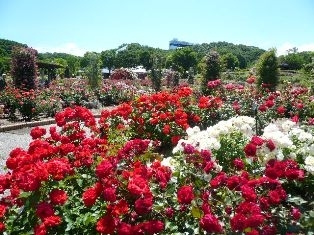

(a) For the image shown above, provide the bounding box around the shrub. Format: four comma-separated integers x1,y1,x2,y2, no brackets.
11,47,38,90
150,67,162,91
85,52,101,90
200,51,221,95
256,49,279,91
110,68,138,80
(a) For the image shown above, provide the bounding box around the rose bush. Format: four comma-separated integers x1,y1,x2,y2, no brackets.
1,79,314,233
0,90,313,234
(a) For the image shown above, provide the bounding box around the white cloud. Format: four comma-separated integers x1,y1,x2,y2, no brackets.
35,43,86,56
276,42,314,56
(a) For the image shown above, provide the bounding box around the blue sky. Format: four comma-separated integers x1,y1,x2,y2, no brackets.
1,0,313,56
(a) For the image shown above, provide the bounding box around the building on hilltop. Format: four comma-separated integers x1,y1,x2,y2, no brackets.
169,38,193,50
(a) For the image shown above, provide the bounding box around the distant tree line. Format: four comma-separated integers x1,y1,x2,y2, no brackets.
1,38,314,79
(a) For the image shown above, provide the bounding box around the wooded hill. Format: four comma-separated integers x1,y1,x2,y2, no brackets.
0,38,267,74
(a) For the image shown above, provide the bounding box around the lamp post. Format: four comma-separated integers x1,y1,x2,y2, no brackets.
253,102,260,136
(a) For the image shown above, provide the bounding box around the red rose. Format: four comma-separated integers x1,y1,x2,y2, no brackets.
96,215,116,234
134,196,153,215
165,207,174,218
103,187,117,202
43,215,62,227
49,189,68,205
265,99,274,108
96,160,114,179
210,172,227,188
268,189,283,205
82,187,98,207
200,213,223,233
291,207,301,220
127,175,150,196
30,126,46,139
162,124,171,135
246,213,265,227
226,175,242,190
251,136,264,146
46,158,73,181
0,204,6,218
111,200,129,217
240,185,257,202
266,139,276,151
0,222,5,232
141,220,164,234
177,185,194,204
171,135,181,145
277,106,286,115
230,213,246,231
233,158,244,170
34,224,47,235
36,202,55,221
117,222,133,235
258,104,267,112
244,143,257,157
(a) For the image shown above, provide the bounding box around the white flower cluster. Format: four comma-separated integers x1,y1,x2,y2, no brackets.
171,116,314,175
173,116,256,154
261,119,314,174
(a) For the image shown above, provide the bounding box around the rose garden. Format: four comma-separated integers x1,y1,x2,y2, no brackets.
0,45,313,234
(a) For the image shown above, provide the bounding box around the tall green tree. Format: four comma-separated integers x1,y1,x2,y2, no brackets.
85,52,101,90
100,49,116,75
256,49,279,91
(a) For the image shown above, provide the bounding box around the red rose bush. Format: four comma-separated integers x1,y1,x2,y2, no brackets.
0,87,313,233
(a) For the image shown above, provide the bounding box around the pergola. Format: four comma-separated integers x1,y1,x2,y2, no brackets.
37,61,64,81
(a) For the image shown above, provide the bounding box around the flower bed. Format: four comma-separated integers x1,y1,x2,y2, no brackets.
0,78,152,122
0,83,313,234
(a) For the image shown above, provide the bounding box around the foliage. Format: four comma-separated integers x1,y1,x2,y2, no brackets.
38,52,81,77
100,49,116,75
192,41,265,69
85,52,101,90
256,49,279,91
166,47,198,77
11,47,38,90
220,52,239,71
200,50,221,95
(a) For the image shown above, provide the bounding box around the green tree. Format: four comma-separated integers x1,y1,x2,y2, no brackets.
115,43,142,68
85,52,101,90
166,47,197,77
256,49,279,91
139,48,154,70
150,57,163,91
54,58,68,78
279,48,305,70
221,52,239,71
11,46,38,90
200,50,221,94
100,49,116,75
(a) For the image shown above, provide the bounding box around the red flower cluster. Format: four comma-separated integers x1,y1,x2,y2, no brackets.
99,87,199,148
207,79,222,89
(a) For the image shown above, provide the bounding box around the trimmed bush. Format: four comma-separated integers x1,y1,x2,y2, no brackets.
11,47,38,90
256,49,279,91
200,51,221,95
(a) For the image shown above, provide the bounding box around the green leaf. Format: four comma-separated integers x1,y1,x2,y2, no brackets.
287,196,308,205
191,206,203,219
